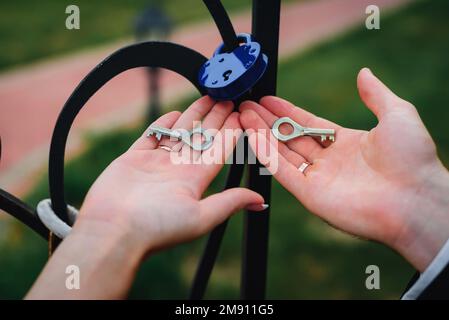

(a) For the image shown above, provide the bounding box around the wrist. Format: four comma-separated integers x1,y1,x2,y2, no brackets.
64,219,144,298
27,217,145,299
393,163,449,272
75,195,152,252
71,215,147,261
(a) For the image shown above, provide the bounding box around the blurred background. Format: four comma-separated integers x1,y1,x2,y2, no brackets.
0,0,448,299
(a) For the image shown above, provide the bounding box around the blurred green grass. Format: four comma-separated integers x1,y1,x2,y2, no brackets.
2,0,449,299
0,0,298,71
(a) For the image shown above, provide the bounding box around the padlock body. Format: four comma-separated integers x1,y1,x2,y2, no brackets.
198,33,268,101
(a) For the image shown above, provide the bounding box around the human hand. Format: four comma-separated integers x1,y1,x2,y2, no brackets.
75,96,265,256
28,97,266,299
239,68,449,272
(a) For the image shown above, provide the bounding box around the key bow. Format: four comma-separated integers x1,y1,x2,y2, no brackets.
271,117,304,141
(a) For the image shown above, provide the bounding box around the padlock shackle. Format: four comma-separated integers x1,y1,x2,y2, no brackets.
213,33,254,56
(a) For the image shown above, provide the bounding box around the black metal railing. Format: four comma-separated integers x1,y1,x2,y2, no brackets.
0,0,281,300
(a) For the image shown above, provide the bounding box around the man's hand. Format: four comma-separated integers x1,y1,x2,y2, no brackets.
239,68,449,272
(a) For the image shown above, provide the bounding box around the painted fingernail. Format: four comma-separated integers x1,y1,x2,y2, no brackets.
246,203,269,211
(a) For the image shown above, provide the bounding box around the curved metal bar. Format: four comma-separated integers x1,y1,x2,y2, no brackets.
48,41,208,223
0,189,48,239
0,136,49,239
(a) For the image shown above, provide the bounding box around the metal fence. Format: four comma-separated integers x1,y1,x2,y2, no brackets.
0,0,281,300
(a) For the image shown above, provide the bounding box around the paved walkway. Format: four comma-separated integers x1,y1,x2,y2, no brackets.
0,0,410,196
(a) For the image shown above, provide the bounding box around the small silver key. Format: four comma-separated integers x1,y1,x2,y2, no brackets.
271,117,335,142
147,125,213,151
147,125,182,141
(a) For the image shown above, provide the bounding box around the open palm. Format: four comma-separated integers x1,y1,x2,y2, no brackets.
78,96,264,253
239,68,449,270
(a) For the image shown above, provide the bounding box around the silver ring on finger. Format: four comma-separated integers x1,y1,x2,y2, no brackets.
158,145,174,152
298,161,311,174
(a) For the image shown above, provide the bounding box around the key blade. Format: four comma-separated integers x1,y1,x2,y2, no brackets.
301,127,335,142
319,134,336,142
303,128,335,135
320,134,333,141
147,129,162,140
148,125,183,141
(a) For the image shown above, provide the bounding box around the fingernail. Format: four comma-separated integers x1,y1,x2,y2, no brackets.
246,203,269,212
364,67,373,75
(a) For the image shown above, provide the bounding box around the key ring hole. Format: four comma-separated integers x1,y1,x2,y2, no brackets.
279,123,294,136
186,128,213,151
192,131,206,143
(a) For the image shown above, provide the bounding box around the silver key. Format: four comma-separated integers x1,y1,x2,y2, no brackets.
147,125,214,151
271,117,335,142
147,125,182,141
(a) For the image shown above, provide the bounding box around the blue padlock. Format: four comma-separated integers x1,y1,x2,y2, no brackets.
198,33,268,101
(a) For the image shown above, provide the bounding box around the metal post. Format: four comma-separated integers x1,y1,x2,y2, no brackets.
133,4,172,124
241,0,281,300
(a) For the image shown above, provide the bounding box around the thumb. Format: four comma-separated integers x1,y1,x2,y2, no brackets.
198,188,266,232
357,68,411,119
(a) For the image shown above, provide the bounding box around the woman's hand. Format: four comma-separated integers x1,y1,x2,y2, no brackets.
77,96,265,253
27,96,264,299
239,68,449,272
